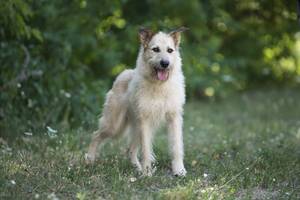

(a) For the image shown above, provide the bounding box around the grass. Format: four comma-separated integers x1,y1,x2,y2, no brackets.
1,88,300,199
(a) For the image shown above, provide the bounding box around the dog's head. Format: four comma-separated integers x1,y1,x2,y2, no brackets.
138,27,188,81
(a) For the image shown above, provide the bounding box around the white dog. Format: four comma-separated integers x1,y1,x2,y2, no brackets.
85,27,188,176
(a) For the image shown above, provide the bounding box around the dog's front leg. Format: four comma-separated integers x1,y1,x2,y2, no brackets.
128,125,142,172
139,122,154,176
167,113,186,176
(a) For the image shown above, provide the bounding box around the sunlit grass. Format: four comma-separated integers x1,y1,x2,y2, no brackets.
1,88,300,199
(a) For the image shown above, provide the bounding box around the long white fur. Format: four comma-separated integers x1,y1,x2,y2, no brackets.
85,30,186,176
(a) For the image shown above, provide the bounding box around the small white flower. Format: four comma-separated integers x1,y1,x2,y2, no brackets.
65,92,71,98
273,178,276,182
24,132,33,136
191,160,197,166
203,173,208,178
10,180,16,185
47,126,58,138
46,126,57,133
129,177,137,183
246,167,249,170
189,126,195,132
35,193,40,199
47,192,59,200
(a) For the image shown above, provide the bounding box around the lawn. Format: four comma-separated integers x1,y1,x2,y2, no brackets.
1,88,300,199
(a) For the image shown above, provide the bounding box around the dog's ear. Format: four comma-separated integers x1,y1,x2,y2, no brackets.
169,27,189,48
139,27,154,48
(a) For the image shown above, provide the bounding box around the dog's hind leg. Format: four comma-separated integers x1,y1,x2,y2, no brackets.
85,118,127,164
85,127,110,164
85,113,127,164
85,101,127,164
85,69,133,164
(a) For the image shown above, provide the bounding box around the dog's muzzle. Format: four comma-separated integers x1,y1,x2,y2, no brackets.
160,60,169,68
152,59,170,81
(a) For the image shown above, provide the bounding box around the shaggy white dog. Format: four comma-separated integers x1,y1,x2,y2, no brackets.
85,27,188,176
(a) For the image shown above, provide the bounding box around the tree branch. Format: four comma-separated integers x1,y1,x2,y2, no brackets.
0,45,43,91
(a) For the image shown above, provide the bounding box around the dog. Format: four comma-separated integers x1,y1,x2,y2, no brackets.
85,27,188,176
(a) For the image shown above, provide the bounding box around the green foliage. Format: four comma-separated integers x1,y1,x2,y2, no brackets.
0,0,42,41
0,0,299,136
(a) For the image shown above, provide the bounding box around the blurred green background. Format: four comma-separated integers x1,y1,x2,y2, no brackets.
0,0,299,137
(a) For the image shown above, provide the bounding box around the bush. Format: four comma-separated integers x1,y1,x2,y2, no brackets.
0,0,299,137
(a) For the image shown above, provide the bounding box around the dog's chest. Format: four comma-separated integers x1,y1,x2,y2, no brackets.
139,92,167,116
134,83,181,120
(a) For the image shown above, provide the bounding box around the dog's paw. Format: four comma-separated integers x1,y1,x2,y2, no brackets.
141,166,155,177
142,170,153,177
173,167,187,177
84,153,95,165
172,162,187,177
133,163,142,173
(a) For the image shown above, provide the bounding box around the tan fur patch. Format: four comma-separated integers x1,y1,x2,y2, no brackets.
138,27,154,49
169,27,189,48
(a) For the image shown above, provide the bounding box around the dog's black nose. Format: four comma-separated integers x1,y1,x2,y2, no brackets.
160,60,169,68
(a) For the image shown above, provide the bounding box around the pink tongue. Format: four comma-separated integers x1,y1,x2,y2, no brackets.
157,70,168,81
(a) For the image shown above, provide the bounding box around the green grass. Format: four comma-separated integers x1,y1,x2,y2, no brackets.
1,88,300,199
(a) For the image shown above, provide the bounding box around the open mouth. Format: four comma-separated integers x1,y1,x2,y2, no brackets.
155,68,169,81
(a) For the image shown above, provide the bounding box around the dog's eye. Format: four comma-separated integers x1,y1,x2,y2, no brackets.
167,48,174,53
152,47,160,52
